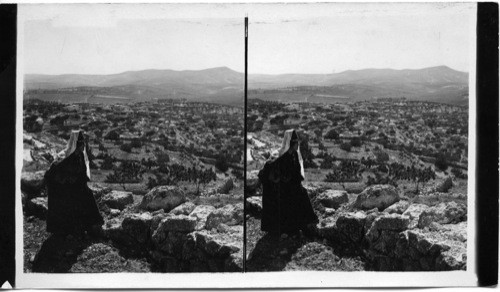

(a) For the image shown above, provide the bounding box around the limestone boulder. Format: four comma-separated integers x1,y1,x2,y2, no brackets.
139,185,186,212
158,215,197,233
195,229,242,257
317,190,348,209
121,212,154,245
353,184,400,211
151,215,196,253
418,201,467,228
88,184,111,201
436,177,453,193
205,203,243,230
384,200,410,214
170,201,196,215
372,213,410,231
21,171,46,197
402,203,430,229
102,217,127,243
224,251,244,272
23,148,33,163
215,223,241,234
150,211,168,235
217,177,234,194
189,205,216,230
396,224,467,271
303,184,324,199
246,170,261,196
324,208,336,216
102,190,134,210
109,209,121,217
157,231,190,255
336,211,367,243
366,213,410,243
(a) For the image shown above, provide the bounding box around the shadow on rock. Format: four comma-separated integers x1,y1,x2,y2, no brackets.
31,234,91,273
246,233,304,272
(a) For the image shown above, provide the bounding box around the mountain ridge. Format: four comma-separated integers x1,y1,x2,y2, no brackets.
25,66,468,105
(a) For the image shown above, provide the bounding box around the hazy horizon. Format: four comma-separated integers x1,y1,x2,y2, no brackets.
21,3,474,76
24,64,469,77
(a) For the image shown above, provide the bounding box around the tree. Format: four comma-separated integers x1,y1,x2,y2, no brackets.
350,137,362,147
435,152,449,172
215,155,229,172
98,143,107,152
24,115,43,133
388,162,436,194
320,154,335,169
340,142,352,152
451,167,467,179
130,139,142,148
374,150,389,163
324,129,339,140
100,154,115,170
105,130,120,140
106,161,144,190
120,143,133,153
232,169,244,180
206,119,217,130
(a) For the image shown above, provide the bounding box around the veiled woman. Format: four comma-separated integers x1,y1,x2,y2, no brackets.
258,129,318,236
44,130,103,236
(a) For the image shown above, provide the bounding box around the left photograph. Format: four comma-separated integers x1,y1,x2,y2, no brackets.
20,4,244,273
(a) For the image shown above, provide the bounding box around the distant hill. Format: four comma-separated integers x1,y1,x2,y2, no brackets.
24,66,468,106
249,66,468,105
25,67,244,105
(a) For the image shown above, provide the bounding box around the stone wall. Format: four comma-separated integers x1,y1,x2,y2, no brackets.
247,183,467,271
102,202,244,272
22,174,244,273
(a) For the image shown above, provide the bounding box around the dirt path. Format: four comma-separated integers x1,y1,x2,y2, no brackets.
245,216,366,272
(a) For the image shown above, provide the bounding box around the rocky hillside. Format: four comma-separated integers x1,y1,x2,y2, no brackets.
22,132,243,273
246,175,467,271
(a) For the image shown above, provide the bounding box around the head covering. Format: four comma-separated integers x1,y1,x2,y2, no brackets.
64,130,91,179
277,129,305,179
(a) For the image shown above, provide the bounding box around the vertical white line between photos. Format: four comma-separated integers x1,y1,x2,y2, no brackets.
15,4,26,283
467,2,478,280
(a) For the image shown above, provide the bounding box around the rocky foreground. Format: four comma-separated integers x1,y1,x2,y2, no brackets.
23,172,244,273
246,171,467,271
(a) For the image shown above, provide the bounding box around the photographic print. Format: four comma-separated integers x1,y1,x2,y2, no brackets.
245,2,475,274
14,1,486,289
20,4,244,275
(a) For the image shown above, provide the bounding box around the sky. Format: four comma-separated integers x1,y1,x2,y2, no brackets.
247,3,475,74
21,4,245,75
21,3,475,75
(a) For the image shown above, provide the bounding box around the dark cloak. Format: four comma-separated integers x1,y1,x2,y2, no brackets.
44,150,103,234
258,150,318,234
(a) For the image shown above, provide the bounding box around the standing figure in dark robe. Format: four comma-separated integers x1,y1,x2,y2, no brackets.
44,130,103,235
259,129,318,236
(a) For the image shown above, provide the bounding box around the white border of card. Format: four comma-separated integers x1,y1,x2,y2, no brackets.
16,2,478,288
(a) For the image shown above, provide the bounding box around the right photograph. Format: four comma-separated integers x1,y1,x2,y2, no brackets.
245,3,473,272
